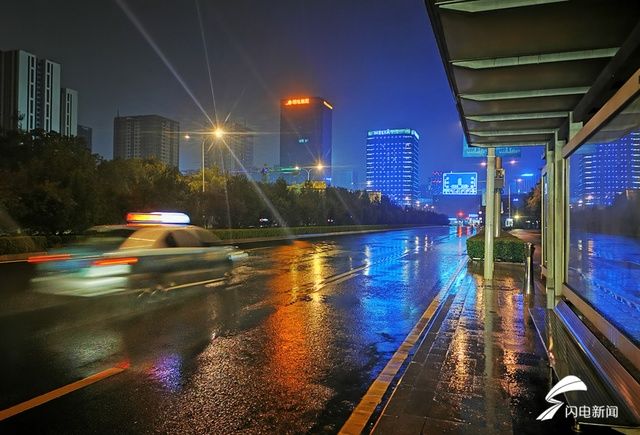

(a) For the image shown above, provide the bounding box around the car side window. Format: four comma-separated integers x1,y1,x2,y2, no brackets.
164,232,179,248
171,229,201,247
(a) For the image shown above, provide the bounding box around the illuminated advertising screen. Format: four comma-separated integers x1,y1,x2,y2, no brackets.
442,172,478,195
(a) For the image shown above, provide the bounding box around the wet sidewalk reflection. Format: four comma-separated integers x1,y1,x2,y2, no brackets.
373,263,573,434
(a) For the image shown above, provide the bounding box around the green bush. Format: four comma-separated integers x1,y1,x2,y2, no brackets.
0,236,47,255
466,231,526,263
46,234,81,248
211,225,395,240
0,234,83,255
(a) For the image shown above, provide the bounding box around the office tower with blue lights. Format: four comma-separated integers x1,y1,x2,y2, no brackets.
577,130,640,207
366,129,419,206
279,97,333,181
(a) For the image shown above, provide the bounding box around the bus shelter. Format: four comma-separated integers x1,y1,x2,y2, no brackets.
425,0,640,429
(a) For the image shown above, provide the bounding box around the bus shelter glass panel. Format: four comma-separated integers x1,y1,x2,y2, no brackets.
567,93,640,346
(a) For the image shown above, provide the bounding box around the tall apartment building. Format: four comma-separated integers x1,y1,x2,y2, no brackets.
113,115,180,168
204,121,254,172
366,129,419,206
0,50,38,131
77,124,92,150
60,88,78,136
0,49,77,135
35,58,61,132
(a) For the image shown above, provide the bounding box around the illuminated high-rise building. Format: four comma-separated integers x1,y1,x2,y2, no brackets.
576,130,640,207
279,96,333,181
366,129,419,206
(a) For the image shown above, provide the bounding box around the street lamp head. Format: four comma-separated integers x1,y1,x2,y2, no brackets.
316,163,324,170
294,166,300,171
184,134,191,140
214,127,225,139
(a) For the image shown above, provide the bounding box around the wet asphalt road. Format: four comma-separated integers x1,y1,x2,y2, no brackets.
0,226,472,434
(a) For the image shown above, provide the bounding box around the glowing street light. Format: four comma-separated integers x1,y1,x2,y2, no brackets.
214,127,225,139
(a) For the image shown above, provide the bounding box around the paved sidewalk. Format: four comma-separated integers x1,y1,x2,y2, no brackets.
372,262,573,435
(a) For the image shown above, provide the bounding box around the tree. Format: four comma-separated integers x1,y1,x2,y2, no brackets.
526,182,541,220
0,130,100,233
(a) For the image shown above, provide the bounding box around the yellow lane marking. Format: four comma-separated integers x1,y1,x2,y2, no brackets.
339,257,468,435
0,365,127,422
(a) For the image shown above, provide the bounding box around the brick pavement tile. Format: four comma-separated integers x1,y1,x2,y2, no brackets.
402,390,437,417
421,365,447,383
374,415,399,434
421,416,469,434
382,384,414,418
401,361,424,385
391,414,427,435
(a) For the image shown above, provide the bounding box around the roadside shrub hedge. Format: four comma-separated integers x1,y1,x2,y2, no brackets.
211,224,395,241
466,231,526,263
0,225,426,254
0,236,47,255
0,235,83,255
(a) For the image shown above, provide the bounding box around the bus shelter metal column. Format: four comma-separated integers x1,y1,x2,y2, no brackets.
552,134,566,303
484,148,496,282
553,115,582,303
545,143,556,308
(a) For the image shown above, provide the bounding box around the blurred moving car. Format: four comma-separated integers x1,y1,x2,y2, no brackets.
30,212,247,297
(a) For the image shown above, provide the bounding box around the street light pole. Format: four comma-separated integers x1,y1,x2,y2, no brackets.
201,137,206,193
508,184,511,219
295,163,324,182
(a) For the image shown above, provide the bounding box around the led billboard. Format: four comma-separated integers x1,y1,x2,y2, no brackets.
442,172,478,195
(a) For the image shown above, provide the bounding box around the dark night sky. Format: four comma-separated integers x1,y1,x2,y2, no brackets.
1,0,543,191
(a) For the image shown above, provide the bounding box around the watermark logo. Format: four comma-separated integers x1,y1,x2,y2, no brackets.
537,375,587,421
537,375,618,421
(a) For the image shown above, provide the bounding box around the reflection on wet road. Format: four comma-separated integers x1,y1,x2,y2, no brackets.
0,226,470,434
568,231,640,346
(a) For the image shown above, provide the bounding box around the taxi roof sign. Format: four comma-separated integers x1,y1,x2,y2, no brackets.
126,212,190,225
